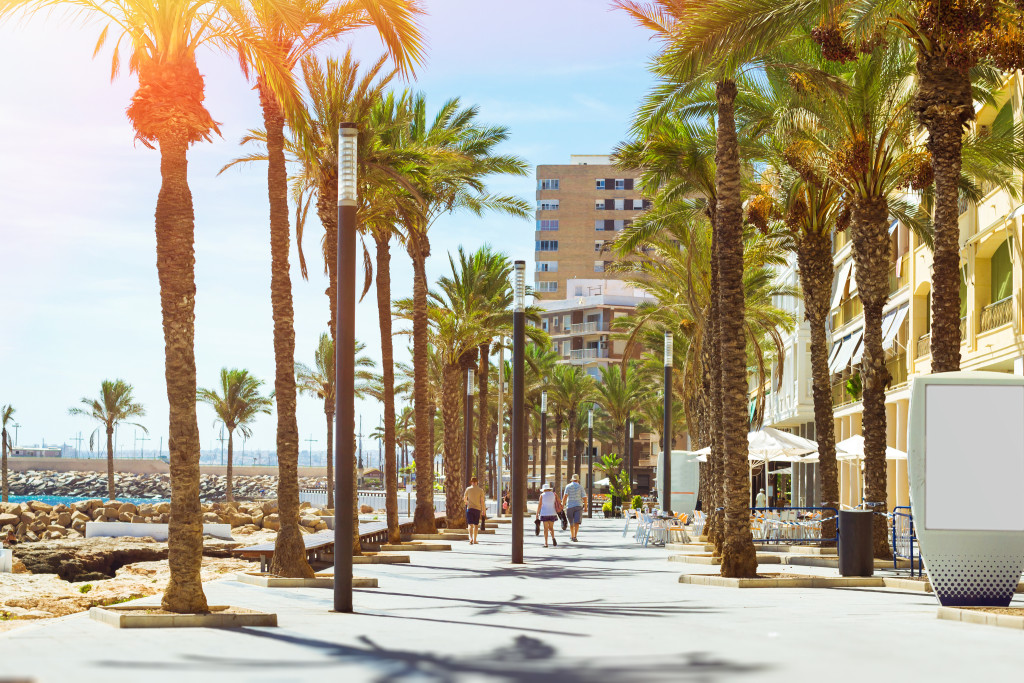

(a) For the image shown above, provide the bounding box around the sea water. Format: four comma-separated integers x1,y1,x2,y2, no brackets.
6,495,170,506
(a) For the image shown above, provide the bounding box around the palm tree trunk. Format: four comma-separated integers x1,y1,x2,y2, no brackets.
410,237,437,534
226,430,234,503
1,428,7,502
325,408,334,510
477,343,489,489
708,201,726,555
851,196,893,558
261,84,313,579
442,363,465,528
374,234,401,543
915,52,973,373
153,133,207,613
797,230,839,545
106,426,116,501
715,79,757,578
554,417,563,497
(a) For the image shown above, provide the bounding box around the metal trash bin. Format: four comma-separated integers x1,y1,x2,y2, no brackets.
838,510,874,577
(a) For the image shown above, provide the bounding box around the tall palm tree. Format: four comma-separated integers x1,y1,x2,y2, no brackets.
548,365,597,487
69,380,147,501
197,368,273,502
1,405,14,503
295,334,375,511
0,0,255,614
399,95,531,533
593,363,649,462
225,0,421,579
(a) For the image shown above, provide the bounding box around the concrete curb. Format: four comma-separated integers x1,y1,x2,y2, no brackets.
938,607,1024,630
678,574,885,588
90,605,277,629
234,573,378,589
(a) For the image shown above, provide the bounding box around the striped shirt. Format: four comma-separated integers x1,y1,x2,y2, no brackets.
563,482,584,509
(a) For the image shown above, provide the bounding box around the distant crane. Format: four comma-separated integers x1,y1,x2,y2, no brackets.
306,434,318,467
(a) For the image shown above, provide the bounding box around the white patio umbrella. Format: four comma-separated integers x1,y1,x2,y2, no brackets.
593,477,611,487
833,435,908,508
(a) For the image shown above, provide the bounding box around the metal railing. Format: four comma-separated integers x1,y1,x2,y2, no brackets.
887,354,908,389
980,296,1013,333
297,488,507,516
570,321,610,335
888,256,909,294
916,333,930,358
569,348,609,362
960,315,967,341
891,506,921,576
832,295,863,329
832,379,856,408
750,507,839,545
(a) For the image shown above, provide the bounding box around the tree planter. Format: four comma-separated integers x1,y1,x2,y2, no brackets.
234,572,378,588
90,604,276,629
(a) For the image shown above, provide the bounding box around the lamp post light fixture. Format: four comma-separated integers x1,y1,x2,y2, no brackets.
627,417,634,503
333,123,358,614
463,367,475,501
661,331,673,514
511,261,526,564
540,390,548,488
587,406,594,518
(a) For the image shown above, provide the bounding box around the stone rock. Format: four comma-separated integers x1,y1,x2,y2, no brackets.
299,515,320,528
71,511,90,524
156,502,171,514
29,501,53,513
56,512,72,527
91,509,105,521
45,525,66,536
118,512,133,523
230,513,253,528
118,502,138,516
20,511,36,526
360,505,374,514
261,502,278,515
262,514,281,531
0,512,19,527
313,520,328,532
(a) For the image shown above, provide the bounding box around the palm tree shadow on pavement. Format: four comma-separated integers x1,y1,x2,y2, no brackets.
97,631,767,682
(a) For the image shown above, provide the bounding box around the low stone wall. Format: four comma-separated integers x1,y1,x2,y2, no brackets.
7,457,329,478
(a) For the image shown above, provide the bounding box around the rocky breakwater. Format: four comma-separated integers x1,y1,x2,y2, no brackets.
1,498,333,545
8,470,328,502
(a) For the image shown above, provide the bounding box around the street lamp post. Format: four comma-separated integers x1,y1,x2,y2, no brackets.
511,261,526,564
540,391,547,488
661,331,673,514
587,406,594,518
627,418,634,502
333,123,358,614
463,367,475,506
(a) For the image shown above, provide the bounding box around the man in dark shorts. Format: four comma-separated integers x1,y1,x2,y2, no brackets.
463,476,485,545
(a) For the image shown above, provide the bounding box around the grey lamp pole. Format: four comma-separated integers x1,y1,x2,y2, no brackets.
627,418,634,500
511,261,526,564
661,331,673,514
333,123,357,614
463,367,475,496
540,391,547,488
587,406,594,518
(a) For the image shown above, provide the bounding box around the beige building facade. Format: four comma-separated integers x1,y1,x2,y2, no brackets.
534,155,647,299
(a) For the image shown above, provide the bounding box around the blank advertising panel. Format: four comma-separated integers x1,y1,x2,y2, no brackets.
925,384,1024,531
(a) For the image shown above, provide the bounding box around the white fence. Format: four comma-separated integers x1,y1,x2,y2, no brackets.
300,488,498,516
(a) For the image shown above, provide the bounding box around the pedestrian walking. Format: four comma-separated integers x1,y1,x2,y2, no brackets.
755,487,767,508
536,482,561,548
562,473,587,542
464,476,485,545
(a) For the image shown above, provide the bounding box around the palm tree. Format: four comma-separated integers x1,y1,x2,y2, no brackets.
197,368,272,502
548,365,597,488
1,405,14,503
1,0,253,614
398,95,531,533
224,0,421,580
593,363,649,463
295,333,375,511
69,380,147,501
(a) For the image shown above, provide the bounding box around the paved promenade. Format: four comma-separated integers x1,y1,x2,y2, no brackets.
1,518,1022,682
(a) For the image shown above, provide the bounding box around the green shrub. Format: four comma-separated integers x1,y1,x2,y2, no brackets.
602,500,613,514
631,495,643,510
78,584,93,594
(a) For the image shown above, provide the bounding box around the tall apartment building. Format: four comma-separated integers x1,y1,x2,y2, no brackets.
534,154,648,299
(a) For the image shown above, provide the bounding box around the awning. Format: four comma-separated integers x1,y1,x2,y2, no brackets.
830,260,854,310
836,328,864,370
882,305,910,351
828,337,847,374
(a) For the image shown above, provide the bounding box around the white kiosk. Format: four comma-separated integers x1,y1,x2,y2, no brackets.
908,371,1024,606
656,449,700,516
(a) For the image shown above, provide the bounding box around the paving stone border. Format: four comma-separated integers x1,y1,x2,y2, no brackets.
90,604,277,629
678,573,885,588
668,553,781,565
352,553,411,564
937,607,1024,630
234,572,378,589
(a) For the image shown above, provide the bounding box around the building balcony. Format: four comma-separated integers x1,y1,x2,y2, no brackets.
569,348,610,363
570,321,610,335
916,333,930,359
831,295,863,330
979,296,1013,333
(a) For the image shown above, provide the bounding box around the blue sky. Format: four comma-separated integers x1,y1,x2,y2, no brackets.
0,0,657,453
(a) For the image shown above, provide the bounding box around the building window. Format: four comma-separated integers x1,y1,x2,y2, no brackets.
614,198,625,210
630,198,645,210
538,179,559,190
541,318,549,331
537,281,558,293
562,341,571,356
562,315,571,330
535,240,558,251
615,179,625,190
594,241,603,252
538,199,559,211
595,179,605,190
594,260,605,272
595,199,605,210
537,219,559,231
536,260,558,272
